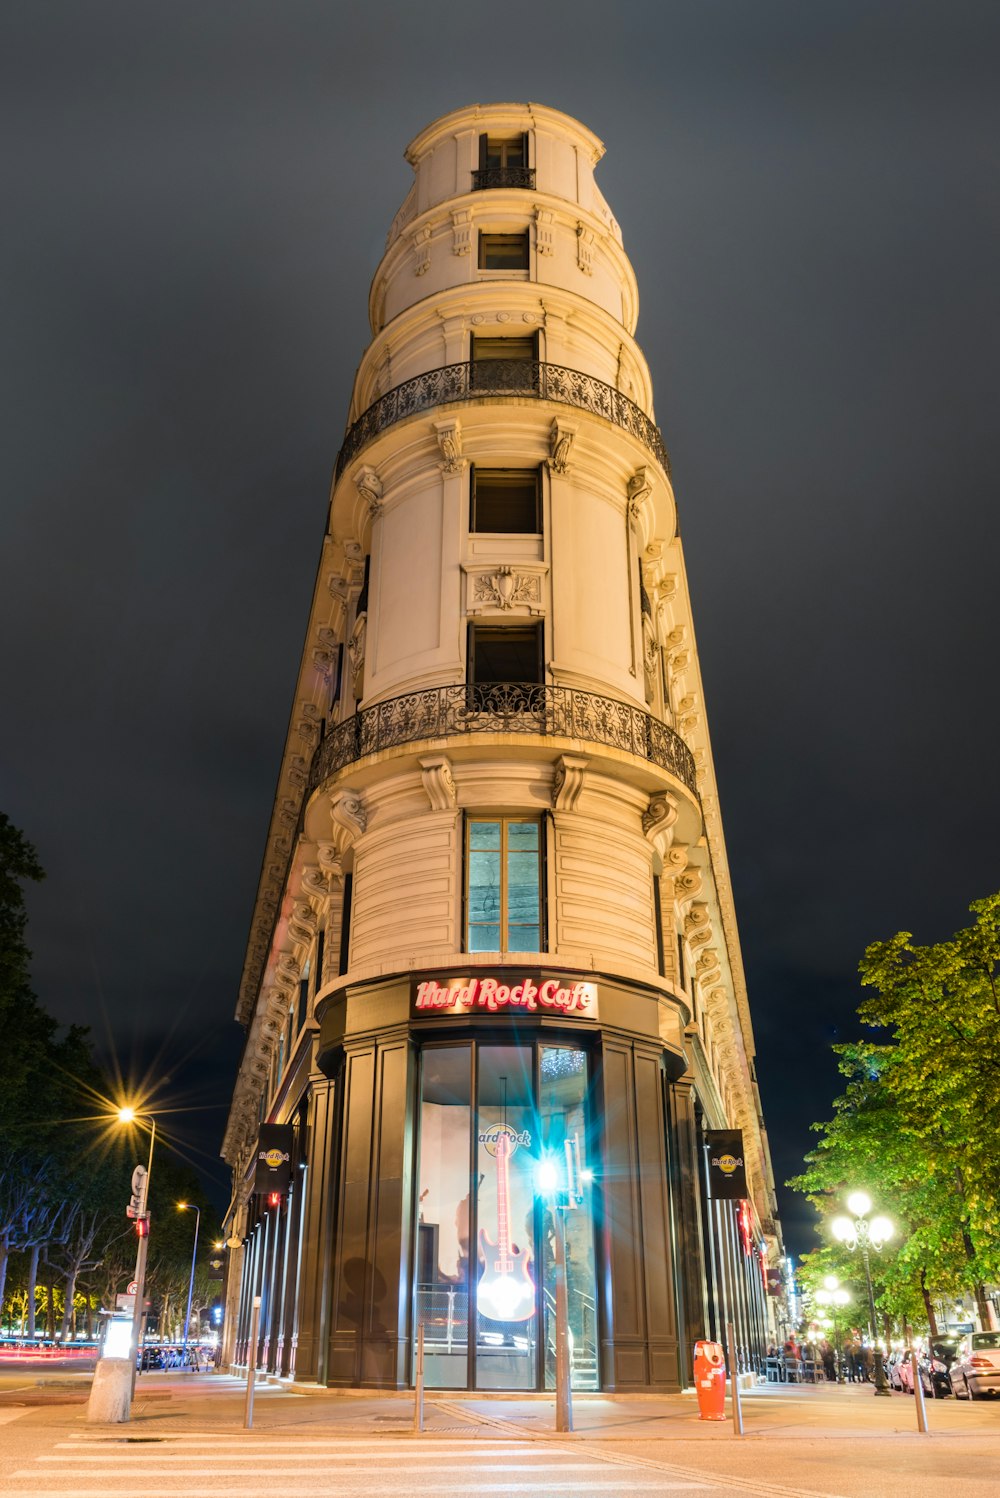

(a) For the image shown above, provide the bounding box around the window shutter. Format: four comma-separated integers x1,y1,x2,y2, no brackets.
479,133,488,170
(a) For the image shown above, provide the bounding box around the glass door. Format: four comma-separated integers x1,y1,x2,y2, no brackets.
474,1045,537,1389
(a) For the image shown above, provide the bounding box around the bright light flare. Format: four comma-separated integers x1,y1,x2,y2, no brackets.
823,1275,840,1290
870,1215,893,1245
117,1107,136,1124
846,1190,872,1218
831,1216,854,1242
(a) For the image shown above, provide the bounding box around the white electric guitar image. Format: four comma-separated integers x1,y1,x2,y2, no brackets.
477,1130,535,1322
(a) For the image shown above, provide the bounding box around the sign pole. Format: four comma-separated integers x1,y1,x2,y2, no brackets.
244,1296,261,1429
727,1321,744,1437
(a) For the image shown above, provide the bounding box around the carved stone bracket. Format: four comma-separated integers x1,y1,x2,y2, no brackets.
296,701,322,746
353,465,383,519
300,863,330,903
576,222,595,275
348,613,367,686
673,867,703,910
627,466,652,523
642,791,678,853
317,842,344,880
695,948,722,989
275,953,301,992
418,755,457,813
412,224,432,276
433,418,466,474
535,207,554,256
553,754,590,813
451,209,472,256
683,901,712,949
288,900,319,947
329,789,368,850
547,418,576,475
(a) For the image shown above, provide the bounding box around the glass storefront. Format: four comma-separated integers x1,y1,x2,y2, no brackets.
415,1039,598,1390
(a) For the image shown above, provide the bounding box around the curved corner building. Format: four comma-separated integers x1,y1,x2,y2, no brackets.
221,103,782,1392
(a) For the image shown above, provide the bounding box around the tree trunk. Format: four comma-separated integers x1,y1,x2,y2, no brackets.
0,1234,9,1322
46,1276,55,1340
920,1270,939,1337
59,1268,78,1341
26,1243,40,1340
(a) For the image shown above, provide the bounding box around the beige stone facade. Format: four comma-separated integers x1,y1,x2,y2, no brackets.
221,103,781,1392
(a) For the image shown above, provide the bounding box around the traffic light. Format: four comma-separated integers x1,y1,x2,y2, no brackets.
135,1216,149,1238
268,1191,281,1208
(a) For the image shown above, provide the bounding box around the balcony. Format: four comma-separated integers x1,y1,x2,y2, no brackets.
308,682,697,795
471,167,536,190
335,360,670,481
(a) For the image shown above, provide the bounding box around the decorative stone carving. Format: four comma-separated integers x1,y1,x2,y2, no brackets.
684,902,712,949
627,466,652,522
663,844,689,876
472,567,541,612
535,207,555,256
576,222,595,274
695,948,721,987
642,791,678,844
451,208,472,256
418,755,457,812
330,789,368,847
317,842,344,878
348,613,366,684
286,755,309,790
296,701,322,745
547,418,576,474
300,863,330,902
412,224,432,276
553,754,589,813
433,418,465,473
353,465,383,519
275,953,301,991
288,900,318,947
673,868,703,907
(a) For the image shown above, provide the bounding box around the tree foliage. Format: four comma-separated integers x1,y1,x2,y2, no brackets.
789,894,1000,1331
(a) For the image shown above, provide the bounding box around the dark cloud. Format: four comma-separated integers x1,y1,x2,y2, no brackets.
3,2,998,1241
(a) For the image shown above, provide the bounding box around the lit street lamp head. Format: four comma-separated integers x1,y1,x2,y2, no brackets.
117,1106,136,1124
846,1190,872,1218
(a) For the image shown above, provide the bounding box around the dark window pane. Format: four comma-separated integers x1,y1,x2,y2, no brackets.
472,469,539,533
471,627,541,685
417,1046,472,1388
472,336,534,362
470,821,501,850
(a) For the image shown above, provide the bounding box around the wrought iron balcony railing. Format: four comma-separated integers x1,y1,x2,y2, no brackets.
308,682,697,795
471,167,536,190
335,360,670,480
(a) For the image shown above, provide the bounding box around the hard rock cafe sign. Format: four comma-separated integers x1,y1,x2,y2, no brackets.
413,973,597,1017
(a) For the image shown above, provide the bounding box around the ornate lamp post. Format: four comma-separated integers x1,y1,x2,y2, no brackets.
177,1203,202,1368
831,1192,893,1395
815,1275,851,1383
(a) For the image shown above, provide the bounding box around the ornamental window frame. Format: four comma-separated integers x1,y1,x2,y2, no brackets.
463,813,545,955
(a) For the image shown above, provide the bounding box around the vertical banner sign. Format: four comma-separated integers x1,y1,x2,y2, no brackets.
704,1129,747,1199
254,1123,294,1195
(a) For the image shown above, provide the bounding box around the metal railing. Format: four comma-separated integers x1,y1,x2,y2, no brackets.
335,359,670,480
472,167,536,190
308,681,697,794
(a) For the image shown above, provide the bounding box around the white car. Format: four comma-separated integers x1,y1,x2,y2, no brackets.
949,1331,1000,1400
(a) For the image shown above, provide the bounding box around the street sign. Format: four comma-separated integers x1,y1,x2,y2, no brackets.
116,1293,136,1312
127,1281,138,1295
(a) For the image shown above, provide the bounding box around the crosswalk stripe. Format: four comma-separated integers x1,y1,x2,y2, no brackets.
20,1466,703,1479
39,1454,585,1464
9,1487,701,1497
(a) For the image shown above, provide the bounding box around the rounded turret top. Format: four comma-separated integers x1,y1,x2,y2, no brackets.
370,101,636,337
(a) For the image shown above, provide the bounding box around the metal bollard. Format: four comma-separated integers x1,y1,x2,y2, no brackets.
726,1322,744,1437
413,1321,425,1432
910,1352,929,1434
244,1297,261,1430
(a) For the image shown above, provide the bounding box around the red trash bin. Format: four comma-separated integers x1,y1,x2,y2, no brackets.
693,1339,727,1420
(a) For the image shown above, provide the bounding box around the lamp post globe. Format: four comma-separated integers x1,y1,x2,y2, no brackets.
830,1192,893,1396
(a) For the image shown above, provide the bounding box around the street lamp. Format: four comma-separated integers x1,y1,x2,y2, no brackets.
536,1135,590,1434
118,1106,156,1399
831,1191,893,1395
815,1275,851,1383
177,1203,202,1369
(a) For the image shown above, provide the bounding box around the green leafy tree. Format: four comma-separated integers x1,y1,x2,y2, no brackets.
790,895,1000,1333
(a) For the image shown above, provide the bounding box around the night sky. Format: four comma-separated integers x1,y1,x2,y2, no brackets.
3,3,998,1254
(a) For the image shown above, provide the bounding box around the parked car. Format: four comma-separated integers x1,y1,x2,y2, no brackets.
949,1331,1000,1400
919,1337,960,1398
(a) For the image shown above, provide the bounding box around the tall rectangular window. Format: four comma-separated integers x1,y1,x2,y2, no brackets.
470,467,540,533
479,134,527,172
466,818,542,953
